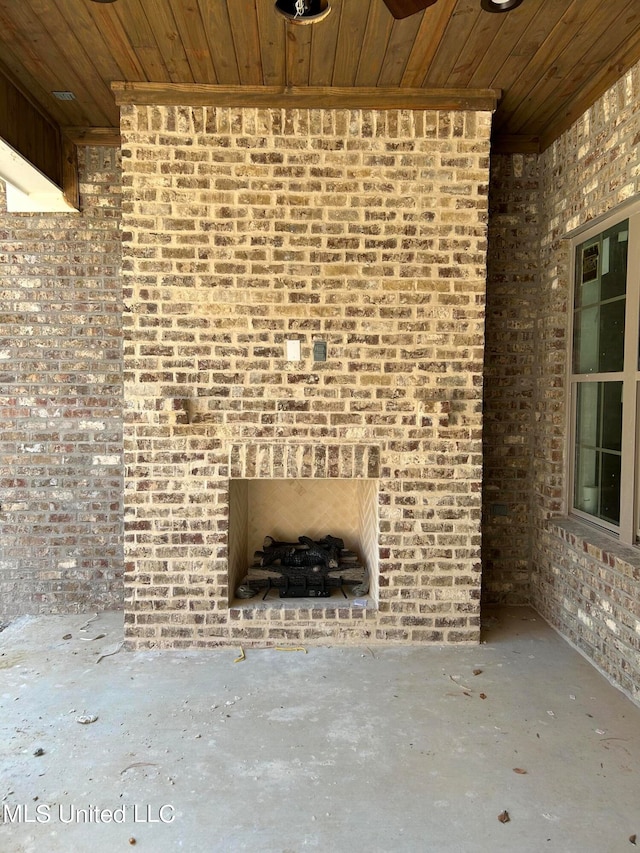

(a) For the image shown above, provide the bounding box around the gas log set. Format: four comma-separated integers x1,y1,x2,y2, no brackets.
237,535,369,600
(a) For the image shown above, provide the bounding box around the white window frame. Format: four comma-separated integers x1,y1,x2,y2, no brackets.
566,198,640,547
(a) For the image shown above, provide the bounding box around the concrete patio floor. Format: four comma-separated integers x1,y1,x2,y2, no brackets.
0,606,638,853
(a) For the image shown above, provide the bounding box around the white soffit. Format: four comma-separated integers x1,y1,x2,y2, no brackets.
0,138,78,213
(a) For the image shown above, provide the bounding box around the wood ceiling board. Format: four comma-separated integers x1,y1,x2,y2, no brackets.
400,0,457,87
332,0,372,86
466,1,539,88
0,57,61,128
0,1,105,126
423,0,482,88
1,0,639,151
488,0,575,88
0,71,61,184
0,47,70,128
227,0,264,86
285,20,314,86
83,2,147,83
112,0,170,82
257,0,288,86
49,0,126,84
514,4,640,136
485,0,574,130
539,24,640,150
169,0,218,84
353,1,394,87
494,0,615,134
376,14,424,87
446,7,507,88
308,0,343,86
138,0,194,83
196,0,240,85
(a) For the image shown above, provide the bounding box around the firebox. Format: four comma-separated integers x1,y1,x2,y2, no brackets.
228,477,379,607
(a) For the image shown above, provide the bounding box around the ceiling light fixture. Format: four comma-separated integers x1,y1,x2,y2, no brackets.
89,0,118,4
480,0,524,11
274,0,331,25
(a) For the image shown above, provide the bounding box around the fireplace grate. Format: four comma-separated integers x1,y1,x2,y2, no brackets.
237,534,368,600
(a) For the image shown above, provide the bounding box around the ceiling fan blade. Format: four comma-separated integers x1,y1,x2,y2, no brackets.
381,0,439,18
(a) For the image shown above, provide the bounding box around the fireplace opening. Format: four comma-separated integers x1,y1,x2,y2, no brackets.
228,478,379,608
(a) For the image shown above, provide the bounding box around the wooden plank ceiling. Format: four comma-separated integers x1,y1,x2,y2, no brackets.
0,0,639,153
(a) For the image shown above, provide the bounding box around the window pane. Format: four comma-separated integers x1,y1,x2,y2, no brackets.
573,223,627,374
600,452,621,525
598,300,625,372
576,382,598,445
573,306,599,373
575,242,600,307
573,298,626,373
601,381,623,451
600,222,628,301
574,382,622,525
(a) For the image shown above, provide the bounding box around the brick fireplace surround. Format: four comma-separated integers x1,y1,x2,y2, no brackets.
121,104,492,648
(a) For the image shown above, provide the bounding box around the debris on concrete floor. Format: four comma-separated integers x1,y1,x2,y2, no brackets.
1,607,639,853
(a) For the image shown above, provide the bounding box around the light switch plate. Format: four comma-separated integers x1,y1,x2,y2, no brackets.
313,340,327,361
286,339,301,360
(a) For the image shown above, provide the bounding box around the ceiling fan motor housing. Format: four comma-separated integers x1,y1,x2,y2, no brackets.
382,0,439,18
382,0,524,18
274,0,332,24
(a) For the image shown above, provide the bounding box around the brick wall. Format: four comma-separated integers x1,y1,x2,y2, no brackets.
120,104,492,648
482,153,539,604
0,147,124,616
530,62,640,701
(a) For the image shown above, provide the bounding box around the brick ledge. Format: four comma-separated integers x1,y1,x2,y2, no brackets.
547,517,640,577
